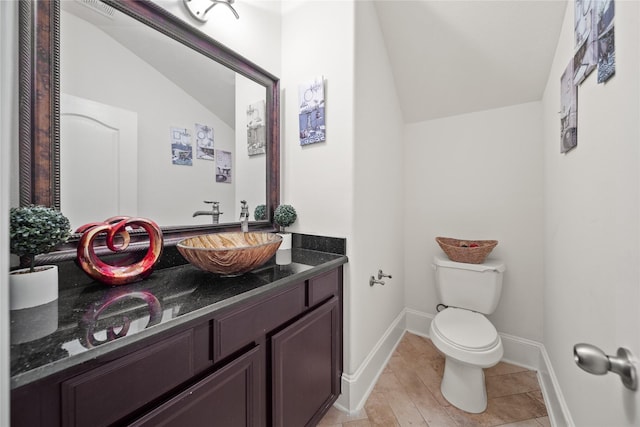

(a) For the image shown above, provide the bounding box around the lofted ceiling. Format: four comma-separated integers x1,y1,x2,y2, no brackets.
62,0,237,128
373,0,568,123
64,0,567,126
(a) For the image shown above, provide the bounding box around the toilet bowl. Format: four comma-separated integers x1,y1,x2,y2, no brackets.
429,307,503,413
429,255,506,413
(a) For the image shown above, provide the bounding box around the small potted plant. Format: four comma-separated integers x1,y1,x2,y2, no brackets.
254,204,267,221
273,204,297,250
9,205,71,310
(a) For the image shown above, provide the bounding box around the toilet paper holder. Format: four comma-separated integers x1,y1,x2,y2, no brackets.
370,270,392,287
378,270,392,280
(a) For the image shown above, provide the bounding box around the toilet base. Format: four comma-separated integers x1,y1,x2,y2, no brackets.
440,357,488,413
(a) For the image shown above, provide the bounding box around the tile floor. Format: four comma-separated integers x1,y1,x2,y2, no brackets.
319,332,550,427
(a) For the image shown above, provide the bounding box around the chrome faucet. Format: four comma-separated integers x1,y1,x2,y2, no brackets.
193,201,223,224
239,200,250,232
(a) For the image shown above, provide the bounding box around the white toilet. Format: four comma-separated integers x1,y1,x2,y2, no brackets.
429,254,506,413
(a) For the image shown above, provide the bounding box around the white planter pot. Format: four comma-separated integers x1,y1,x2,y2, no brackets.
276,249,292,265
9,265,59,310
278,233,292,250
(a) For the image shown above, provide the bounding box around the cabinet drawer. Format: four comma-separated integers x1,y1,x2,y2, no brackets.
130,345,263,427
62,331,194,427
307,268,339,307
213,283,305,361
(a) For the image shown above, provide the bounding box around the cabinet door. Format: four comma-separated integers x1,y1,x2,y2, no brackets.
130,345,263,427
62,330,195,427
271,297,340,427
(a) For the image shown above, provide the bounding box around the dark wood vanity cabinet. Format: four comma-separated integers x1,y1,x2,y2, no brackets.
272,296,340,427
11,266,343,427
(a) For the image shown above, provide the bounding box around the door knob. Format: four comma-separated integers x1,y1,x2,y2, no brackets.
574,343,637,391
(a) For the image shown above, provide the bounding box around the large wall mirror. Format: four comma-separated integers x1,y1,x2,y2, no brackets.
19,0,279,258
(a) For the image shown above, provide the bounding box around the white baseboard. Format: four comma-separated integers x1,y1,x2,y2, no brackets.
336,308,574,426
334,309,405,414
536,344,575,427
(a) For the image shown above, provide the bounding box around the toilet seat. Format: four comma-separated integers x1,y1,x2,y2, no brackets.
430,307,503,368
433,308,499,351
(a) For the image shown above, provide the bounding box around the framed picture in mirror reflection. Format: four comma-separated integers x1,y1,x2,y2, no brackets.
247,100,266,156
216,150,233,183
170,127,193,166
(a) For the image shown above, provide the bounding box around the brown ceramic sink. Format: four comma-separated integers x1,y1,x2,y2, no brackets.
177,232,282,276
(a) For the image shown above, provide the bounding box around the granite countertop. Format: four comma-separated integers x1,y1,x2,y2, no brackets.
10,238,347,390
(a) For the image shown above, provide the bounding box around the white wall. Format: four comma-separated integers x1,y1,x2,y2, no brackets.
349,0,406,395
542,1,640,426
404,102,545,342
280,0,356,372
280,0,354,239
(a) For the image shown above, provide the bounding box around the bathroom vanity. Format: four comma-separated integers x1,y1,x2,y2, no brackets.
10,245,346,427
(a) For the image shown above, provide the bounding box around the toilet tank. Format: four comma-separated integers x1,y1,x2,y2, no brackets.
433,255,506,314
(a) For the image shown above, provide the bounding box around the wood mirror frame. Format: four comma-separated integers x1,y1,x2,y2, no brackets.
18,0,280,262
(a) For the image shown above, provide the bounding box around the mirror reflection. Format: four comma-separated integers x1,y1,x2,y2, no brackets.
60,1,266,230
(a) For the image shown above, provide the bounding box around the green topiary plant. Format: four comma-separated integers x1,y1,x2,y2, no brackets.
273,204,297,233
254,204,267,221
10,205,71,272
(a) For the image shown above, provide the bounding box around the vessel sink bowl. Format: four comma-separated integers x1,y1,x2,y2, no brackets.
177,232,282,276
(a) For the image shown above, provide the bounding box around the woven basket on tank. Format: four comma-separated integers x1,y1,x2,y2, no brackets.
435,237,498,264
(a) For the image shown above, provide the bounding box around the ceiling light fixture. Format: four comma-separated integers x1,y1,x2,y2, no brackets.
183,0,239,22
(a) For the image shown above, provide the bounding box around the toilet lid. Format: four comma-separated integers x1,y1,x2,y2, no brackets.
432,308,499,351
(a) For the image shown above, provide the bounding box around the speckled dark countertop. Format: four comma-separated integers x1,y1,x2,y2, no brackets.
10,234,347,389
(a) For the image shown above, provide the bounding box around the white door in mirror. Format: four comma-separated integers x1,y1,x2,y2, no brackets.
61,94,138,231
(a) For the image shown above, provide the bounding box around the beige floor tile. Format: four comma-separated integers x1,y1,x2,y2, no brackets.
364,391,401,426
403,333,442,360
318,333,551,427
405,381,456,427
535,416,551,427
444,402,508,427
526,390,546,408
386,389,429,426
372,369,404,394
485,361,529,377
413,355,449,407
498,419,545,427
395,335,425,362
383,349,454,426
486,393,548,423
318,406,368,425
486,371,540,398
343,420,373,427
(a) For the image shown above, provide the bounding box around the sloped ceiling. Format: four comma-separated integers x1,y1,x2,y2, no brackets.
62,0,237,128
373,0,568,123
65,0,567,126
